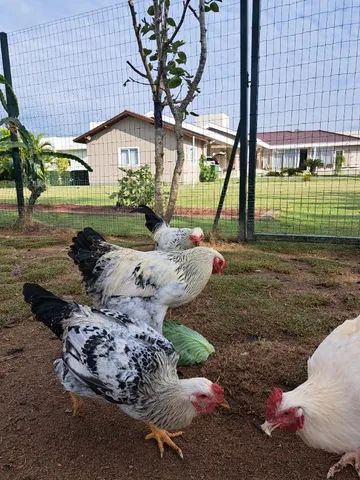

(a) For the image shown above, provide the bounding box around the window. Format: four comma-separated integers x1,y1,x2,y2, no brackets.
118,147,140,167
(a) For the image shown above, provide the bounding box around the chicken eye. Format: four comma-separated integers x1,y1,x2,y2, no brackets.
198,394,208,399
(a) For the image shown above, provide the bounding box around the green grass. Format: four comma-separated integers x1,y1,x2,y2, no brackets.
1,175,360,238
1,231,360,351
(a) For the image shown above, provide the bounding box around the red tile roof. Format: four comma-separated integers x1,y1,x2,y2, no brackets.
257,130,360,146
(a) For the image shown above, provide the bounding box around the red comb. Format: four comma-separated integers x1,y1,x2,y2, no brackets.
212,383,224,396
265,387,283,419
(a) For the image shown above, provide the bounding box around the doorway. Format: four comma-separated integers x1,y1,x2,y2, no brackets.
299,149,308,170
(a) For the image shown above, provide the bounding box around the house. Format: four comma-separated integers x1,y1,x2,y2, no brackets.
73,110,236,185
45,136,89,184
256,130,360,172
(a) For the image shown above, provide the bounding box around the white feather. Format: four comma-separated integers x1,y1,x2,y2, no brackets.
281,315,360,454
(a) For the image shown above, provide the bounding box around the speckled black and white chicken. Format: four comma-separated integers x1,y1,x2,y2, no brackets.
68,227,226,333
23,283,226,458
132,205,204,251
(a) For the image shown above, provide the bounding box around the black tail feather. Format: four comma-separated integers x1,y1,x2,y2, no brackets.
131,204,165,233
23,283,74,338
68,227,111,286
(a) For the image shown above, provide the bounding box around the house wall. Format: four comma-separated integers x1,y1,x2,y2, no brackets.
258,145,360,171
85,117,205,184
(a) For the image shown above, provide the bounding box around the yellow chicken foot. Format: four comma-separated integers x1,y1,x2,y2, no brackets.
68,392,85,417
327,450,360,478
145,423,184,459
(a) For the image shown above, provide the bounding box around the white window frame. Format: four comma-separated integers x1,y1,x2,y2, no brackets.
118,147,140,167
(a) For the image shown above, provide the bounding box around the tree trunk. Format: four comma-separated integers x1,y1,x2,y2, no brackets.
154,100,165,216
164,117,185,222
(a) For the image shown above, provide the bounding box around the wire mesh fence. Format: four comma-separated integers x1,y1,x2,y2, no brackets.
1,0,359,242
0,1,241,239
254,0,360,239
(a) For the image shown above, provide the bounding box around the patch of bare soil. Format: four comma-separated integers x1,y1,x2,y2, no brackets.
0,203,278,219
0,322,356,480
1,238,360,480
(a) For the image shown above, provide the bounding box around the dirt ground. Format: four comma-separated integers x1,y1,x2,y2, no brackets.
0,203,277,219
1,231,360,480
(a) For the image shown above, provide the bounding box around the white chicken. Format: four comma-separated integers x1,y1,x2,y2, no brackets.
68,227,226,332
23,283,226,459
261,314,360,478
131,204,204,251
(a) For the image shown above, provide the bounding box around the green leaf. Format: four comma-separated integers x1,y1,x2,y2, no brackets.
149,33,156,40
166,17,176,27
163,321,215,366
143,48,152,56
210,1,220,11
0,74,19,117
149,53,158,61
168,76,182,89
0,90,9,114
176,51,187,64
170,66,186,76
43,151,93,172
172,40,185,50
190,111,199,117
147,5,155,16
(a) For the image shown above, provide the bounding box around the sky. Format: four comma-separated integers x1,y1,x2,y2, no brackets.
0,0,359,138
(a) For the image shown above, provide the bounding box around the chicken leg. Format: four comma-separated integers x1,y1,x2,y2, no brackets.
327,450,360,478
145,423,184,459
68,392,85,417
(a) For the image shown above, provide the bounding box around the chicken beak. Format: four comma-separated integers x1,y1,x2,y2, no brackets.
218,399,231,410
260,420,276,436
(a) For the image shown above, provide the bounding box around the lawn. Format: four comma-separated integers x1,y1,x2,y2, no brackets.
1,229,360,479
0,175,360,238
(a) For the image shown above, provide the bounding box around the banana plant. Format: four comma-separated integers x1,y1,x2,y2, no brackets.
0,75,93,221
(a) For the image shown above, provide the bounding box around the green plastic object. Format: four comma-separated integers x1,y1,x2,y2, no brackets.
163,321,215,366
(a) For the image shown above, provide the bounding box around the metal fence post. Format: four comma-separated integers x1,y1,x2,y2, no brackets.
212,121,241,232
0,32,25,221
247,0,261,241
238,0,249,242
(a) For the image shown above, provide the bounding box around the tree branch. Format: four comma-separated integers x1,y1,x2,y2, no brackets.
126,61,148,79
180,0,206,110
165,0,191,46
188,4,199,21
128,0,156,94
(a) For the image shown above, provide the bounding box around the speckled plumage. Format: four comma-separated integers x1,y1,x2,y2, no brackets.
69,228,224,332
23,283,220,432
132,205,204,251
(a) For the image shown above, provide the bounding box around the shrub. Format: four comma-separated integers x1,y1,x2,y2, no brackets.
109,165,155,207
335,153,345,176
199,154,218,182
48,171,72,186
281,167,303,176
306,158,323,175
303,172,312,182
266,170,282,177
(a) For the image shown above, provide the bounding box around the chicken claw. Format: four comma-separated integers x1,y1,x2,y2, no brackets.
68,392,85,417
145,423,184,459
327,450,360,478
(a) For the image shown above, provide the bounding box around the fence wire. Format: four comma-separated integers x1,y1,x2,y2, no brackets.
255,0,360,239
0,1,240,239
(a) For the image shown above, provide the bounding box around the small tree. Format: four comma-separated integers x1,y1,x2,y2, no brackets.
0,75,92,223
127,0,220,221
334,153,345,176
305,158,323,175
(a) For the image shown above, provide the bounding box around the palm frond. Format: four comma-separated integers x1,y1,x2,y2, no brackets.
42,151,93,172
